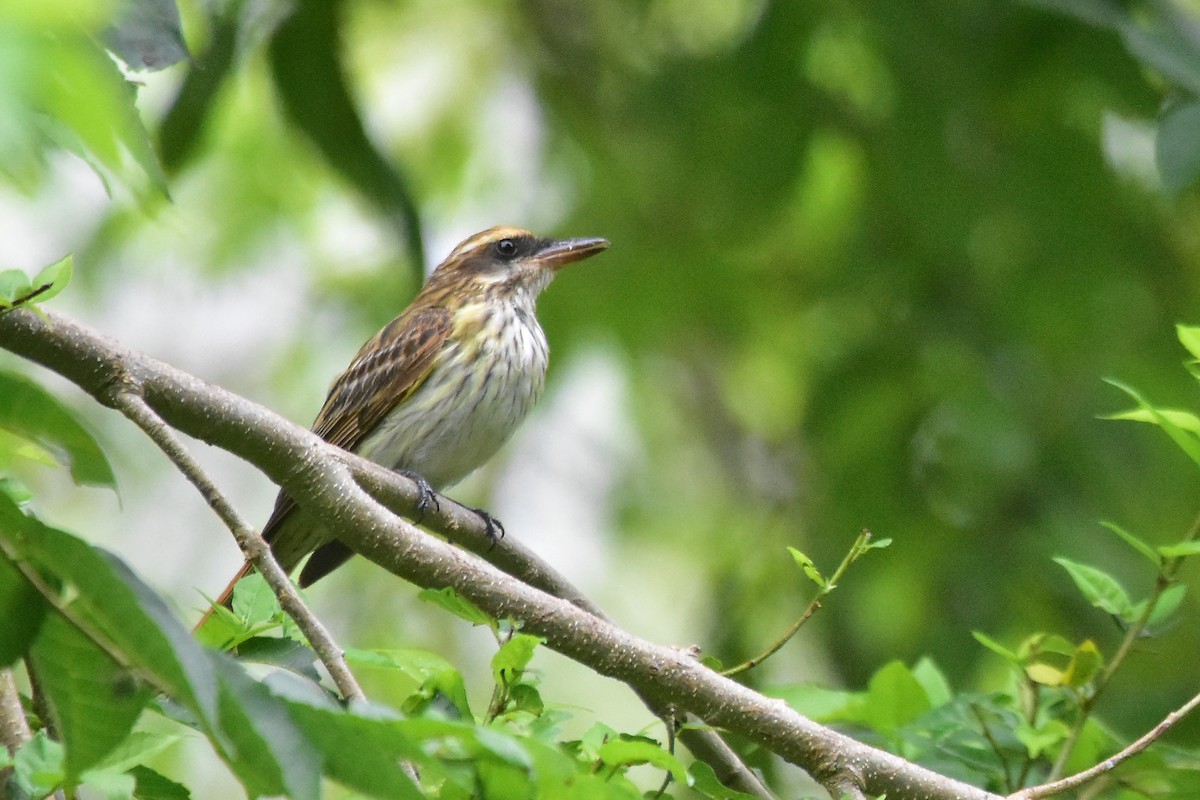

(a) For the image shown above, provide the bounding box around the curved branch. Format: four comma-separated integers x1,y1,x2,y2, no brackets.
0,308,1001,800
1010,688,1200,800
109,391,365,704
348,457,767,796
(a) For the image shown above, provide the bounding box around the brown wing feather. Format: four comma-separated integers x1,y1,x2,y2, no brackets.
311,306,453,452
259,305,453,544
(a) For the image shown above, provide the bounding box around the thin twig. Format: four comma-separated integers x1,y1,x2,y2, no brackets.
723,530,875,677
969,702,1015,793
1047,510,1200,780
110,391,365,704
0,282,52,315
1010,688,1200,800
722,602,823,678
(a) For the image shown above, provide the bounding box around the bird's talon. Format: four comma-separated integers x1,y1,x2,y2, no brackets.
398,469,439,522
471,507,505,547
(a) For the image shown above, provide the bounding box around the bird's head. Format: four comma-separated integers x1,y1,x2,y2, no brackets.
427,226,609,301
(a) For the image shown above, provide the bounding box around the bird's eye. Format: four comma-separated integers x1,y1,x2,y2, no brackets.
494,239,518,259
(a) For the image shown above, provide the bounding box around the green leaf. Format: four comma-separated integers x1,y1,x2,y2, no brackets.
1025,661,1066,687
765,683,860,722
127,765,192,800
231,573,279,625
411,668,473,719
1021,0,1124,28
0,269,33,305
90,731,178,775
1104,406,1200,434
1158,540,1200,559
281,697,423,800
1099,520,1161,566
213,661,320,800
191,602,252,650
0,496,219,724
0,370,117,489
0,547,47,666
688,760,759,800
31,255,73,304
476,760,532,799
345,647,455,679
0,495,310,798
1062,640,1103,689
0,426,62,470
1157,101,1200,194
507,682,544,716
79,767,136,800
1104,379,1200,471
347,649,474,719
972,631,1021,663
56,34,170,196
1015,718,1070,759
492,633,543,685
0,476,32,505
13,731,65,797
1053,557,1136,619
1024,632,1075,659
28,613,152,781
787,546,825,587
863,660,932,732
575,721,619,760
597,737,689,784
417,586,493,627
473,726,535,769
911,656,952,708
1148,583,1187,628
234,637,321,683
1060,717,1121,777
1178,323,1200,361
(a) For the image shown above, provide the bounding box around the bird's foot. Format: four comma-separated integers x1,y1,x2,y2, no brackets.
397,468,440,522
470,506,505,547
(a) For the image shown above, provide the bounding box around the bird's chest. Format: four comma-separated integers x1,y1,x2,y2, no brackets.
357,303,549,488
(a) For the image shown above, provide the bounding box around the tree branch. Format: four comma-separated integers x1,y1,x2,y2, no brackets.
108,390,365,704
1010,688,1200,800
0,308,1002,800
350,459,772,797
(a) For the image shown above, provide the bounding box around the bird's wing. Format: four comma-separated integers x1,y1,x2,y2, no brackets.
260,305,453,544
312,305,453,451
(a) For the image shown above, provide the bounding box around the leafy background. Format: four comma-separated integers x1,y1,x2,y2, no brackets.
5,0,1200,794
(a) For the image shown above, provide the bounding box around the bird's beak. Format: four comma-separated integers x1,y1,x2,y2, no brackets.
534,237,609,272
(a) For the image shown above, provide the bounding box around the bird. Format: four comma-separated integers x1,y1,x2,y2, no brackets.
200,226,608,625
